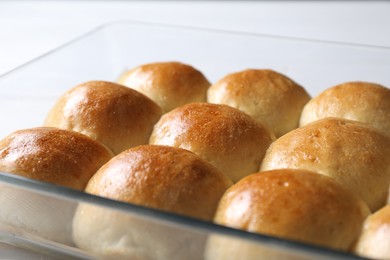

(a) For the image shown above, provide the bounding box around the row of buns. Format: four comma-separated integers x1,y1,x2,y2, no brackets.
0,61,389,259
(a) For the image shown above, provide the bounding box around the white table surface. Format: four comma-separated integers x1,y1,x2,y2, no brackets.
0,1,389,258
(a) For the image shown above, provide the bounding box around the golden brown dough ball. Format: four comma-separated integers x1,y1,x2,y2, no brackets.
0,127,114,244
149,103,275,182
260,117,390,212
118,61,211,113
0,127,113,190
84,144,232,220
72,144,232,259
300,81,390,138
354,205,390,259
44,80,162,154
207,69,311,137
205,169,369,260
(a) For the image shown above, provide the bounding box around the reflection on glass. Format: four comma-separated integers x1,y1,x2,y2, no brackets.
72,202,206,259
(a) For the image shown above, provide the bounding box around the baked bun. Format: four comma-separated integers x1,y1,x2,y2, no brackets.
300,81,390,138
260,117,390,212
205,169,370,260
354,205,390,259
118,61,210,113
149,103,275,182
207,69,310,137
0,127,113,190
83,144,232,220
44,80,162,154
72,145,232,259
0,127,113,244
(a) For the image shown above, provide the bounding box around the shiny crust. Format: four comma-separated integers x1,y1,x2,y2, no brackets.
118,61,210,113
260,117,390,212
86,145,233,221
149,103,275,182
207,69,310,137
300,81,390,138
0,127,114,190
214,169,370,251
44,81,162,154
354,205,390,259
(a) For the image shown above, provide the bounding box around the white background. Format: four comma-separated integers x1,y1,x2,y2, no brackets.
0,1,389,258
1,1,390,76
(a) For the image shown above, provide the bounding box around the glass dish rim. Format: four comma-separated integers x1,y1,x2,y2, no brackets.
0,171,364,260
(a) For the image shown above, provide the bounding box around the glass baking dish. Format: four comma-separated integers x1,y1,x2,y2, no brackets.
1,20,388,259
